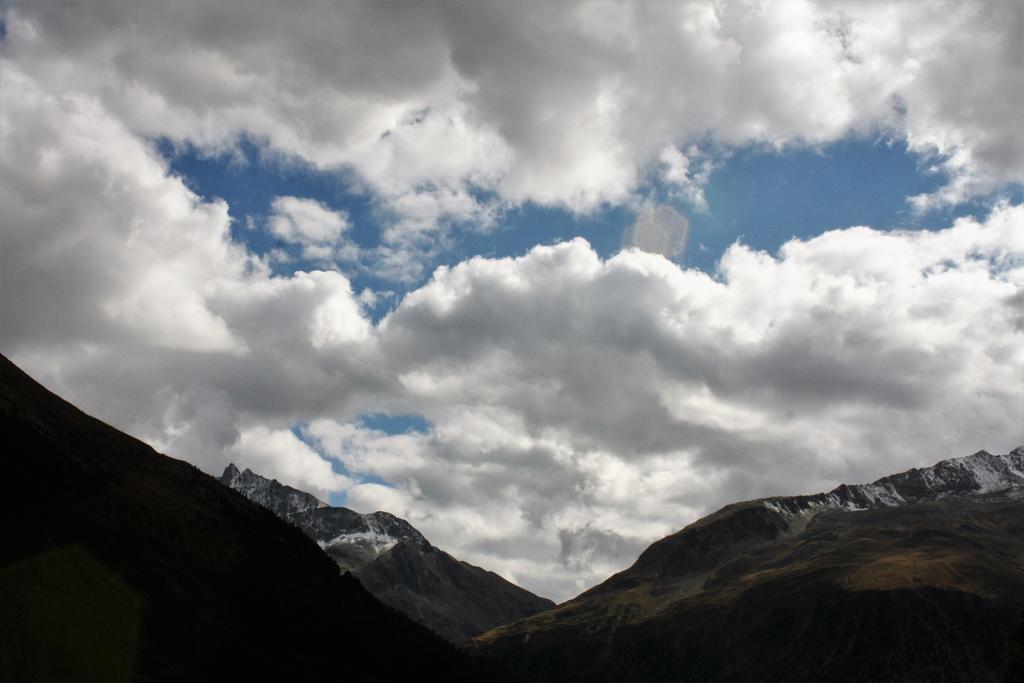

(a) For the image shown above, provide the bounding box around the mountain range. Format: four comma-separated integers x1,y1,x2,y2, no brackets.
470,447,1024,681
0,353,508,681
3,346,1022,681
219,463,554,642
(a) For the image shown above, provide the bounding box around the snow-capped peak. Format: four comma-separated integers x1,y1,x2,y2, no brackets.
763,446,1024,521
219,464,429,571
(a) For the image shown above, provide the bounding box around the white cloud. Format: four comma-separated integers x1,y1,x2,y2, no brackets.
0,65,246,354
4,0,1020,240
0,62,378,487
4,70,1021,592
307,204,1021,599
269,196,350,259
231,425,352,500
3,2,1023,603
659,145,714,212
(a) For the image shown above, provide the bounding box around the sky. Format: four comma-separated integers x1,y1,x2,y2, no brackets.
1,0,1022,602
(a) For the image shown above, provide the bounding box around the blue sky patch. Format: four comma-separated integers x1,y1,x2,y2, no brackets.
158,133,1020,302
681,138,1019,273
358,412,432,435
290,422,398,507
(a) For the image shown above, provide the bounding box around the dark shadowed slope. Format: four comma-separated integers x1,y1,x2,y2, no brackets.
221,465,555,642
471,448,1024,683
0,353,510,682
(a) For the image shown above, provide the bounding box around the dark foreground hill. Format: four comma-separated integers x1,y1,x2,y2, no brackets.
470,448,1024,682
221,464,554,642
0,354,509,681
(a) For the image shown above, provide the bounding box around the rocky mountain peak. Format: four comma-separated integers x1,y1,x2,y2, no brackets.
765,446,1024,521
219,464,430,573
219,464,326,519
221,462,241,482
218,463,554,642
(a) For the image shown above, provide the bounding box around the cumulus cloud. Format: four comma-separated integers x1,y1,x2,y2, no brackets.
2,2,1023,602
303,206,1021,597
0,65,246,355
0,62,379,489
231,426,352,500
268,196,352,261
4,0,1021,242
659,145,715,211
4,69,1022,592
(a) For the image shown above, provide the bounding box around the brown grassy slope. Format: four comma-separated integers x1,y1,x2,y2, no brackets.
471,490,1024,682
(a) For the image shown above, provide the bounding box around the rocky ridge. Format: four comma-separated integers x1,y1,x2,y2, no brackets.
470,446,1024,682
220,465,554,642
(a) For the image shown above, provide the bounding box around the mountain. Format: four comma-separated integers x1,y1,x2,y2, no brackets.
470,448,1024,682
220,465,555,642
0,353,510,681
220,464,427,572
